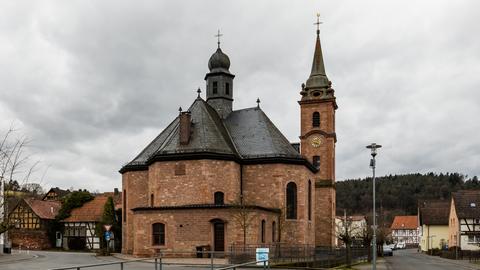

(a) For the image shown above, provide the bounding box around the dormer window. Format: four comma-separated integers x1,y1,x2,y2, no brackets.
213,81,218,94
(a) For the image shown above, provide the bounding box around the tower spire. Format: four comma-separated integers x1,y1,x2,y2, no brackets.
310,13,326,77
303,13,329,91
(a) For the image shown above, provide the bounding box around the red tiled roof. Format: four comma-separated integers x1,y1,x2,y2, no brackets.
62,196,108,222
391,215,418,230
24,198,61,220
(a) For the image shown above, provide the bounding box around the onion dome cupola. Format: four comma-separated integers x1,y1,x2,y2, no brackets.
301,14,336,106
205,30,235,119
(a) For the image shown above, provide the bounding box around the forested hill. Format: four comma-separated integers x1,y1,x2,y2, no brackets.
336,173,480,220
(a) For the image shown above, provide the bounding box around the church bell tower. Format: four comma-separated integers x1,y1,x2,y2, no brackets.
205,31,235,119
299,14,337,247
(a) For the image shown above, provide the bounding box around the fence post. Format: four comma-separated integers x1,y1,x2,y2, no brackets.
155,258,158,270
263,260,266,270
120,262,123,270
159,251,163,270
211,251,214,270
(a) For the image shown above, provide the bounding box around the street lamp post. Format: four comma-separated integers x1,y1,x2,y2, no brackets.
366,143,381,270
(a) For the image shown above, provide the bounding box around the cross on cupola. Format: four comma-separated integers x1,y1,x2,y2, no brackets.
215,29,223,48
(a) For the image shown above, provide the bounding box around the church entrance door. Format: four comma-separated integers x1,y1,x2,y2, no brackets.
213,222,225,252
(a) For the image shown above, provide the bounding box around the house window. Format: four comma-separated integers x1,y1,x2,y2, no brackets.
214,192,224,205
286,182,297,219
261,220,266,243
312,112,320,127
308,180,312,221
272,221,276,242
313,156,320,169
225,83,230,95
213,81,218,94
152,223,165,246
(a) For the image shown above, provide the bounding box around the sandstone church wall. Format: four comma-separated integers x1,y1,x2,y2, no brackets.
148,160,241,206
242,163,316,245
131,208,278,256
122,170,148,254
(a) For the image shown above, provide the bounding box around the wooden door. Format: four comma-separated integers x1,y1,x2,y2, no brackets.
213,222,225,252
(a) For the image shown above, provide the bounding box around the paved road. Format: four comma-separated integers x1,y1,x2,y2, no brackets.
384,249,480,270
0,250,218,270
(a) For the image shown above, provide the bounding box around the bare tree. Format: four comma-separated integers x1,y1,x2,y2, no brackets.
0,126,39,234
231,199,257,250
336,212,362,267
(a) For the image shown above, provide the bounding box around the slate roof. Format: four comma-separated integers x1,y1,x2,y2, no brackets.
122,98,306,171
24,198,61,220
391,216,418,230
419,200,450,225
452,190,480,219
62,196,108,223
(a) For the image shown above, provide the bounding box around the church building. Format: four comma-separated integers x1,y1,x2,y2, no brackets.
120,20,337,256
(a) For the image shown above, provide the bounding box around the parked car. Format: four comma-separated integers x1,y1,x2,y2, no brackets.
396,242,406,249
383,245,393,256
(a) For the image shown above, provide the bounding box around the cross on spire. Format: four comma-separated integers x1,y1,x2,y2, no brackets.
314,13,323,36
197,87,201,98
215,29,223,48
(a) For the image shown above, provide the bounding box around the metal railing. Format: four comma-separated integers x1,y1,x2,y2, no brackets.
48,251,230,270
49,256,268,270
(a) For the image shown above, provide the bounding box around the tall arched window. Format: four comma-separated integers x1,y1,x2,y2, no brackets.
312,112,320,127
308,180,312,221
123,190,127,222
286,182,297,219
272,221,276,242
150,194,154,207
214,192,224,205
261,220,266,243
152,223,165,245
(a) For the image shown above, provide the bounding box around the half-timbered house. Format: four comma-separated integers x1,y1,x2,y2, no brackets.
449,190,480,250
8,198,61,249
61,196,108,250
42,187,70,201
391,215,419,247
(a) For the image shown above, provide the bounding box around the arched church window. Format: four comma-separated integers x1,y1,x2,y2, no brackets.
272,221,276,242
286,182,297,219
313,156,320,169
152,223,165,245
225,83,230,95
150,194,154,207
213,81,218,94
308,180,312,220
261,219,266,243
312,112,320,127
214,191,224,205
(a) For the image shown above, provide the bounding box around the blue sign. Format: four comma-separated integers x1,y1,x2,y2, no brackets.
256,248,269,266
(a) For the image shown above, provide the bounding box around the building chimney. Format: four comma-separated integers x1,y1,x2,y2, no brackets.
179,111,192,145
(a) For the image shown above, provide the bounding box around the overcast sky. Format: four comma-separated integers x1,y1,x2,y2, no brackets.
1,1,479,192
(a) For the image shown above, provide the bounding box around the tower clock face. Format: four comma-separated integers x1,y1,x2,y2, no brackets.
310,136,322,148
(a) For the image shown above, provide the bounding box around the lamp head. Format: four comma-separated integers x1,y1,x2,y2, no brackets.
366,143,382,157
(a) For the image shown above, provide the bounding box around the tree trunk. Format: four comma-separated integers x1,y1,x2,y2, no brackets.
346,244,352,267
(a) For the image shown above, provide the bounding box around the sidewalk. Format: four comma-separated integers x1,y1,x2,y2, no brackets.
427,254,480,270
0,250,36,264
112,253,229,265
353,258,388,270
